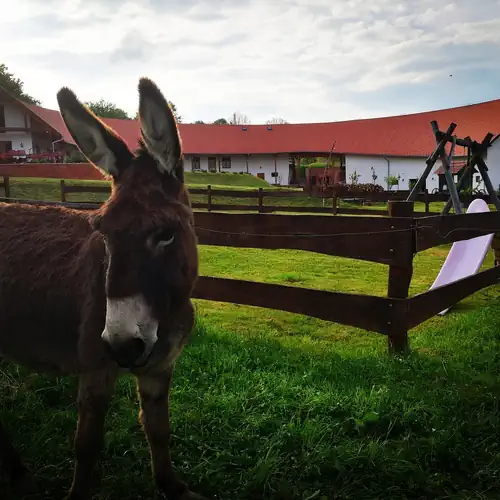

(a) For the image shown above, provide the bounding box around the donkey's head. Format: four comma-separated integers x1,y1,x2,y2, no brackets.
57,78,198,370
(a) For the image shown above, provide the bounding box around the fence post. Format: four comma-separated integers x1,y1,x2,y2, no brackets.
332,192,338,215
491,233,500,266
3,176,10,198
60,180,66,202
207,185,212,212
386,200,414,355
258,188,264,213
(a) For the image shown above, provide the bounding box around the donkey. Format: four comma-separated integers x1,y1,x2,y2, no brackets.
0,78,207,500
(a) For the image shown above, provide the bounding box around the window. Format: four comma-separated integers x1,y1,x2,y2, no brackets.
0,106,5,128
221,156,231,169
191,156,201,171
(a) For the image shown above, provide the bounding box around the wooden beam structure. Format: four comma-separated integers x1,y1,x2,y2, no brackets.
408,120,500,215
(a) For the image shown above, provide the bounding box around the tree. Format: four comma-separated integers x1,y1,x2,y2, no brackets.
300,157,316,166
229,112,250,125
0,63,40,104
349,169,360,184
168,101,182,123
86,99,130,119
213,118,228,124
266,117,288,124
384,174,400,191
193,120,205,124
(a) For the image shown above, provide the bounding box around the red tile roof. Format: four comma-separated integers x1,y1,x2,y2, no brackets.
23,98,500,158
25,103,74,143
434,160,470,175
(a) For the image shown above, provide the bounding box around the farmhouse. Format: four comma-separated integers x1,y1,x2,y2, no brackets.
1,83,499,191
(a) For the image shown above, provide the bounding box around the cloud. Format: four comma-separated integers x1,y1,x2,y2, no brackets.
2,0,500,124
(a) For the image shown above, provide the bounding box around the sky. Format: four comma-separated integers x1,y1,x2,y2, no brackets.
2,0,500,124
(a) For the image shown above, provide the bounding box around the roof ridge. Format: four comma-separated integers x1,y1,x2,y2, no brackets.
23,96,500,127
2,85,498,158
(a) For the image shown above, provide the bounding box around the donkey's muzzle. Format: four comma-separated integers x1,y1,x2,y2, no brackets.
103,336,146,368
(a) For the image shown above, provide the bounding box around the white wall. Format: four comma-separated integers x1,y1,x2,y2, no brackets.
345,154,439,192
0,132,32,152
0,103,32,152
185,153,291,185
3,104,29,128
486,138,500,192
247,154,289,185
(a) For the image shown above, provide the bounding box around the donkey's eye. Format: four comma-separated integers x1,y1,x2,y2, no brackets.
146,228,176,253
155,229,175,250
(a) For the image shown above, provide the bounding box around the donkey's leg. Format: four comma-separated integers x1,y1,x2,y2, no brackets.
0,419,38,496
66,369,117,500
137,370,208,500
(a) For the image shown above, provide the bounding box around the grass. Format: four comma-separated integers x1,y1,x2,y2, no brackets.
2,243,500,499
1,172,277,204
185,171,273,188
2,175,500,499
1,175,447,215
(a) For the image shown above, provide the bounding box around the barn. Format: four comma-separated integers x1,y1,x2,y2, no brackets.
1,83,499,191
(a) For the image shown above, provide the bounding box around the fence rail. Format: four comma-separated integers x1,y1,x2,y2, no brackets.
416,211,500,250
0,176,497,217
0,177,499,354
55,180,499,216
194,211,413,265
193,276,396,334
407,265,500,328
59,181,110,202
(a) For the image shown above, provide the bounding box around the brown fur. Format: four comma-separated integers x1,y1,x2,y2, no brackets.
0,79,206,500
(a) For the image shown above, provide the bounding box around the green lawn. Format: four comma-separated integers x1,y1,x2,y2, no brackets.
1,175,500,499
1,172,277,204
186,171,273,188
1,176,446,214
2,241,500,499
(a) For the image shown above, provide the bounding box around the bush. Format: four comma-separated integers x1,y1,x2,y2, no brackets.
332,182,384,195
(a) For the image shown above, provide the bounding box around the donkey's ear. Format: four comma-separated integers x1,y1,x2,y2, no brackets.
138,77,183,180
56,87,133,178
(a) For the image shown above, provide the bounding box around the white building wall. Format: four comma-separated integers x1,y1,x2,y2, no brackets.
345,154,439,192
0,103,32,152
0,132,32,152
4,104,27,128
486,138,500,192
247,154,289,185
229,155,247,173
185,153,290,185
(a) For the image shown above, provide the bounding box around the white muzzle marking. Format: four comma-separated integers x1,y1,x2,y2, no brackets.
101,294,159,361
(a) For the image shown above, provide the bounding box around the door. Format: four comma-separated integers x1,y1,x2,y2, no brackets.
208,157,217,173
0,141,12,153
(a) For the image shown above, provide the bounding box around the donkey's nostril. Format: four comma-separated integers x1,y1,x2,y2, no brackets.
103,336,146,368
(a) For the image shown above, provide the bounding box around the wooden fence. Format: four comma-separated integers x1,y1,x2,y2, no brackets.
0,187,499,354
192,201,500,354
0,176,10,198
0,175,495,216
57,180,499,216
